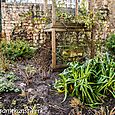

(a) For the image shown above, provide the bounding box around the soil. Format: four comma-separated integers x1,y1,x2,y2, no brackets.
0,41,114,115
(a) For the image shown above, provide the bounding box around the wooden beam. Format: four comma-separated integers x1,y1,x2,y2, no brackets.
51,29,56,68
89,0,95,58
52,0,56,25
44,0,48,15
0,0,2,34
76,0,78,16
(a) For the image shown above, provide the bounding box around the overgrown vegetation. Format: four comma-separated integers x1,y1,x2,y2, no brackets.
0,0,114,114
0,40,36,60
54,53,115,107
56,0,102,29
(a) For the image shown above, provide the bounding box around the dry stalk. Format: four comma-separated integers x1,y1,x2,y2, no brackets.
110,107,115,115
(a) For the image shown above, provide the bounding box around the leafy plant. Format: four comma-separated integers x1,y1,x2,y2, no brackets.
19,65,36,85
79,0,88,16
106,33,115,55
0,72,20,93
54,53,115,107
0,40,36,60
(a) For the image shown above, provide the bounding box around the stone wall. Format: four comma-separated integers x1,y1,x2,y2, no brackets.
96,0,115,32
1,0,115,42
1,2,45,44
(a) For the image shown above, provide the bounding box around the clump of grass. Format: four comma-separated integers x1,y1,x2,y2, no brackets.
54,53,115,107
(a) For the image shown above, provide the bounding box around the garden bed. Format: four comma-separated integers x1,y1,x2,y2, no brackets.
0,47,114,115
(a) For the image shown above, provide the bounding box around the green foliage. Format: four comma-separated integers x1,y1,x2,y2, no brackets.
79,0,88,16
0,72,20,93
55,0,104,31
56,9,102,30
20,10,49,25
0,40,36,60
54,53,115,107
106,33,115,55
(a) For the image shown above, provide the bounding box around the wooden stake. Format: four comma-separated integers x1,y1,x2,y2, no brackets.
90,0,95,58
44,0,48,15
0,0,2,34
76,0,78,16
52,0,56,25
51,29,56,68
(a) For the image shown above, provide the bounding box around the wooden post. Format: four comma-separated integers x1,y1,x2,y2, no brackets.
89,0,96,58
76,0,78,16
44,0,48,15
51,0,56,68
90,26,96,58
0,0,2,35
51,29,56,68
52,0,56,25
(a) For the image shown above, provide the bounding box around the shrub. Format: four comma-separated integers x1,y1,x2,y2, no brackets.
106,33,115,55
0,40,36,60
54,53,115,107
0,72,20,93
